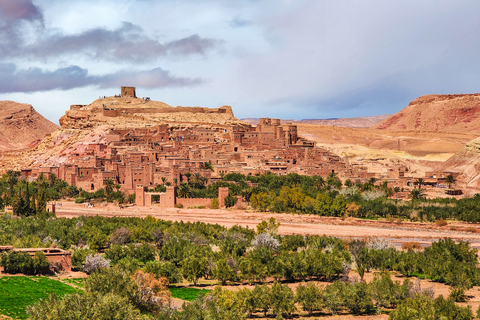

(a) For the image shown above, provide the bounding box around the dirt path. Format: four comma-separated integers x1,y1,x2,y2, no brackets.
55,202,480,248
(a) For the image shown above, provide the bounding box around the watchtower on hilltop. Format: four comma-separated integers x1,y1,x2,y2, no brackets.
121,86,136,98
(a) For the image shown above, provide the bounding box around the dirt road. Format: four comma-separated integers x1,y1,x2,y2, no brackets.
55,202,480,248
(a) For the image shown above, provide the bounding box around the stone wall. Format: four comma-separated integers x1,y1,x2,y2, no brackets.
103,109,118,117
177,198,212,208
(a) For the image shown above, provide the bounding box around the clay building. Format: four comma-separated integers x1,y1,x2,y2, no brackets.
121,86,136,98
29,117,401,204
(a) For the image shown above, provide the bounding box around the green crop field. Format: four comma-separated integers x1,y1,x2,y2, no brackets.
60,277,85,288
0,276,80,319
169,287,210,301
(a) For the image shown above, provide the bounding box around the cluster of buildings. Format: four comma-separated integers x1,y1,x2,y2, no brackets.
21,117,374,204
19,87,461,206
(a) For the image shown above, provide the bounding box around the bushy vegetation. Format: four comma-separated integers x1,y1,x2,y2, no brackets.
0,211,477,319
0,251,49,274
27,266,171,319
2,171,480,318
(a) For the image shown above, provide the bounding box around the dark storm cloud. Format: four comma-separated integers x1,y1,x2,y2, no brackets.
25,22,219,62
0,63,203,93
0,1,219,63
0,0,44,55
0,0,43,23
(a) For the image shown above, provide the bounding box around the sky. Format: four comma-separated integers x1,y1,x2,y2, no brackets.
1,0,480,123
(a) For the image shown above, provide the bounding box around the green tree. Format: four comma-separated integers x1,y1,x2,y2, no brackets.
212,258,236,285
103,179,115,199
32,251,50,274
445,174,456,189
181,255,207,285
295,282,323,315
270,281,296,318
253,284,271,317
250,192,271,211
27,292,145,320
342,281,373,315
224,194,238,208
410,188,426,200
200,161,214,172
177,183,192,198
256,217,280,235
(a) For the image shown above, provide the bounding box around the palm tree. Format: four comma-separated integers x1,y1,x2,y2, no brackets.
416,178,425,188
103,179,115,197
191,173,206,189
200,161,214,171
184,172,192,184
48,173,57,188
161,177,167,185
445,174,456,189
409,188,426,200
177,183,192,198
313,176,325,190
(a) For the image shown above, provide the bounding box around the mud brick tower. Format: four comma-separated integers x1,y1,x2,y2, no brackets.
121,86,136,98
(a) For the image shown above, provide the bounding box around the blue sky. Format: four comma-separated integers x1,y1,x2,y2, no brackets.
1,0,480,123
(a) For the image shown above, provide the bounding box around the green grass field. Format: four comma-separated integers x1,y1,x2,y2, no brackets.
0,276,80,319
60,277,85,288
169,287,210,301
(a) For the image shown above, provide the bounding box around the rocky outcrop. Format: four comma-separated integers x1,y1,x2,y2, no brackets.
441,137,480,188
0,101,58,151
59,95,240,129
372,94,480,133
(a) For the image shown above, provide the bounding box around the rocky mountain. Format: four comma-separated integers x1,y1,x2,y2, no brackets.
372,94,480,133
441,137,480,189
0,101,58,151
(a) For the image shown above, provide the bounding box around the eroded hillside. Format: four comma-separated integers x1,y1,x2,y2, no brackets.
0,101,58,151
372,94,480,133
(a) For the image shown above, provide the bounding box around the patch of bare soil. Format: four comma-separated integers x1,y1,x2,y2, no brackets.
55,202,480,248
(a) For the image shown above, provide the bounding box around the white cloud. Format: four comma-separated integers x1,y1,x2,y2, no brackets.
2,0,480,122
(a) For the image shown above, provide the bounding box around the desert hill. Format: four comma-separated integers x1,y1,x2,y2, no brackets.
372,94,480,133
440,137,480,189
0,93,250,171
243,114,390,128
0,101,58,151
60,95,244,129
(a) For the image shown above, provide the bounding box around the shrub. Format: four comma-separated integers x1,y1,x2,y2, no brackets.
209,198,219,209
83,253,110,274
109,227,132,245
251,233,280,252
144,260,182,284
72,248,96,270
0,251,33,274
224,194,238,208
32,251,50,274
465,227,477,233
435,218,448,227
401,242,423,251
174,203,183,208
